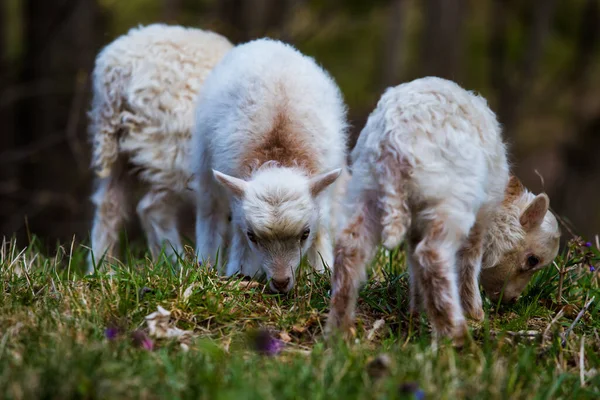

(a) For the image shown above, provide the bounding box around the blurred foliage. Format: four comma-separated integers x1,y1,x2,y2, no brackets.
1,0,599,243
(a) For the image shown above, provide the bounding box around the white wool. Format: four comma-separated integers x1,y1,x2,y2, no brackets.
328,77,510,341
350,77,508,230
87,24,233,271
193,39,347,292
328,77,560,341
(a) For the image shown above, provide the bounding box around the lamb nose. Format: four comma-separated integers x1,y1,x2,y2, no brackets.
272,277,291,291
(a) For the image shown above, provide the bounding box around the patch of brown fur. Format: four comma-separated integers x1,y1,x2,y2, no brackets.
327,196,380,335
328,212,366,331
458,221,485,321
241,112,318,177
415,219,466,341
376,143,412,250
503,175,525,205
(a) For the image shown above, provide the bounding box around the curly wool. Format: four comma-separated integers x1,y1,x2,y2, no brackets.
89,23,233,189
329,77,510,342
87,24,233,270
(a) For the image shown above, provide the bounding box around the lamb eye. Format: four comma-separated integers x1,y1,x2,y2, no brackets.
247,230,257,243
300,229,310,241
527,255,540,268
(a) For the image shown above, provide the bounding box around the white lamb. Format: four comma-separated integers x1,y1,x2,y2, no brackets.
326,77,560,342
193,39,347,293
87,24,233,272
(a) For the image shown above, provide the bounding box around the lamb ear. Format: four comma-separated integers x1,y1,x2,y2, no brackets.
506,175,525,198
213,170,247,198
309,168,342,197
520,193,549,231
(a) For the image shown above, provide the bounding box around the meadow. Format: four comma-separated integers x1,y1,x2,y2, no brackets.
1,235,599,399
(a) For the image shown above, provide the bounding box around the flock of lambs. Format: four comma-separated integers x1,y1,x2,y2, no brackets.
86,24,561,344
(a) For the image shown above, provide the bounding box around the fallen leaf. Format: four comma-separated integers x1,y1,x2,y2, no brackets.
367,318,385,341
237,281,261,289
291,325,306,334
279,331,292,343
145,306,194,343
182,283,198,302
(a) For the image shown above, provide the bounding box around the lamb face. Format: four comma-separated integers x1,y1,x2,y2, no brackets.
214,167,340,293
481,178,561,303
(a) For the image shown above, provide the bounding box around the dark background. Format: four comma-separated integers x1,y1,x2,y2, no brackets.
1,0,599,249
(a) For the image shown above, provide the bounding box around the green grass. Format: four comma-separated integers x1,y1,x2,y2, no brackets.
1,237,599,399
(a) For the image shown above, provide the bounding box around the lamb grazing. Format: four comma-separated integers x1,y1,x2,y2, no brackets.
193,39,347,293
326,77,560,343
479,175,560,303
87,24,233,272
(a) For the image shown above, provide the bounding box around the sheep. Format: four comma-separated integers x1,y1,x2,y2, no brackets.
326,77,560,343
87,24,233,272
193,38,348,293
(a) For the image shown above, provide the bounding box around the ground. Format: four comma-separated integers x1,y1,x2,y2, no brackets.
1,236,599,399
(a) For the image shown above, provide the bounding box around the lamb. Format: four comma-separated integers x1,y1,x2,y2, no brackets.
326,77,560,342
193,38,347,293
87,24,233,272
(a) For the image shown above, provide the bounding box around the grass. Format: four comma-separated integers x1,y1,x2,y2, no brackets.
1,236,599,399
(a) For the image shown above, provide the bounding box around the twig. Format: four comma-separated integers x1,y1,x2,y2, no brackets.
553,212,579,239
556,253,569,305
542,307,564,343
534,169,545,190
562,296,595,347
580,335,586,387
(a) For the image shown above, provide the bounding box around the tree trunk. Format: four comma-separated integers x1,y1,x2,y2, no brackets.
16,0,56,189
420,0,466,81
162,0,182,23
380,0,406,90
552,0,600,237
490,0,558,139
0,0,16,185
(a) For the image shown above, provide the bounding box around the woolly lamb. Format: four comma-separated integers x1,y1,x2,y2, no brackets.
87,24,233,272
326,77,560,342
193,39,347,293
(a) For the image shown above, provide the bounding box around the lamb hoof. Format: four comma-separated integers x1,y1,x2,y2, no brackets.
466,306,485,322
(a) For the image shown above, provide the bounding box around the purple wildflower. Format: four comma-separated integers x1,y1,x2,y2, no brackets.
590,265,596,273
399,382,425,400
251,329,284,356
104,327,119,340
585,242,592,248
131,330,154,351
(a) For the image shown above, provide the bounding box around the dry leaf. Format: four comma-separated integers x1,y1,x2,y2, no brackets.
225,280,260,289
238,281,261,289
367,319,385,341
291,325,306,333
279,331,292,343
145,306,194,341
182,283,198,302
222,337,232,353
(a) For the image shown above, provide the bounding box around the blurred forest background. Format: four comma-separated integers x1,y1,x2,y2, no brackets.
1,0,599,249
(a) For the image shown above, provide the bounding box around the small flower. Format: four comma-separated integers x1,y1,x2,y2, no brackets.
399,382,425,400
251,329,284,356
590,265,596,273
104,327,119,340
585,242,592,248
131,330,154,351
